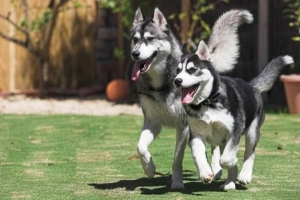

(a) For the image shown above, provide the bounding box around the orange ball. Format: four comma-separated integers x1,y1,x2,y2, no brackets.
106,79,129,101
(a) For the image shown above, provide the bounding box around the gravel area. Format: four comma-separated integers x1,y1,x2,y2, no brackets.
0,96,143,116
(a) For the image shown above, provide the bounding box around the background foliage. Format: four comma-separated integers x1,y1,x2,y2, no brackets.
283,0,300,41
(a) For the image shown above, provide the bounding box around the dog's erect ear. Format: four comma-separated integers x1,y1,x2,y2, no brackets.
153,7,168,30
133,7,144,26
181,43,190,55
196,41,210,61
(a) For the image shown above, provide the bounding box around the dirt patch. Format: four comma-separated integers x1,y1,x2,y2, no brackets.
29,139,43,144
77,151,112,162
11,192,32,199
25,169,44,178
294,137,300,144
35,126,56,132
0,96,142,116
255,148,288,156
23,158,55,166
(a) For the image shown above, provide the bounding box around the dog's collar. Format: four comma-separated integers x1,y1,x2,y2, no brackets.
137,85,170,102
148,85,169,93
137,84,169,94
188,92,220,112
192,92,220,107
201,92,220,106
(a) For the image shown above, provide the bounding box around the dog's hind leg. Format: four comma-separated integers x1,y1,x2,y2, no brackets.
211,145,222,180
238,118,260,186
171,125,189,189
137,120,161,178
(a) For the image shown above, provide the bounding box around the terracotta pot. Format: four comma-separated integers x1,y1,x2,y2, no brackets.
106,79,129,101
280,74,300,114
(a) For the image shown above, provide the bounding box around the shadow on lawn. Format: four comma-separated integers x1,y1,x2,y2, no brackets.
88,172,247,195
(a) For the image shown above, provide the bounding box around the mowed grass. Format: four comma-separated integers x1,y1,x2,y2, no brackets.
0,114,299,200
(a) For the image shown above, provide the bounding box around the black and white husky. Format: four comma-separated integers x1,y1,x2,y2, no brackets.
174,40,294,190
130,7,253,188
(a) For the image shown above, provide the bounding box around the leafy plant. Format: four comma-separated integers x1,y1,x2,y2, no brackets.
97,0,132,33
97,0,156,40
169,0,229,49
283,0,300,41
20,8,53,32
113,47,125,61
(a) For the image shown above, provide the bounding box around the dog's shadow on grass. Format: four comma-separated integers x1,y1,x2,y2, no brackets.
88,171,247,195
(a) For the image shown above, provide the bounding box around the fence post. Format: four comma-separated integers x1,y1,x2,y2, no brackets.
180,0,190,43
8,3,16,91
258,0,269,102
258,0,269,72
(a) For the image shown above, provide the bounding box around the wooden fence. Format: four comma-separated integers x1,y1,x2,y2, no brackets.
0,0,97,92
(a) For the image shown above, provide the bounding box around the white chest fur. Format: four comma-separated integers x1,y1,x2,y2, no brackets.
187,106,234,145
140,94,185,127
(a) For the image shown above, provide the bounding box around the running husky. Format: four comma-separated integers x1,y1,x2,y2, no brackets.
174,40,294,190
131,7,253,188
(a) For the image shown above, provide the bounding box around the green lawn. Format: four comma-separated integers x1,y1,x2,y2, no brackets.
0,114,299,199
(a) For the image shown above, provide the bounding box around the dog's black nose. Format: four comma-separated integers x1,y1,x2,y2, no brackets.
131,50,140,59
174,78,183,87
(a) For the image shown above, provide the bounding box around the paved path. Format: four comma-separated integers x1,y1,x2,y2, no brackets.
0,96,142,116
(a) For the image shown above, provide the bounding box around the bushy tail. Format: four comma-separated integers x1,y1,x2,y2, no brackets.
249,56,294,93
208,9,253,73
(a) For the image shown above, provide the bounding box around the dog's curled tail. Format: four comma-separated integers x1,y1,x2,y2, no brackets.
249,56,294,93
208,9,253,73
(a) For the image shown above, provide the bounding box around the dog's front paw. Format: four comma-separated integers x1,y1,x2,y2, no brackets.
213,169,223,180
200,166,213,184
212,164,222,180
139,154,156,178
220,181,236,190
220,156,238,169
170,182,185,189
238,172,252,186
171,171,184,189
142,159,156,178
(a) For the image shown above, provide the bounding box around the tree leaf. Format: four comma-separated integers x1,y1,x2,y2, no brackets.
20,18,29,28
74,1,83,8
192,14,199,21
292,36,300,41
179,13,187,20
168,13,176,20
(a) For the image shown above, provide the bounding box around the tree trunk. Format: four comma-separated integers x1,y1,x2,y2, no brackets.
38,57,46,96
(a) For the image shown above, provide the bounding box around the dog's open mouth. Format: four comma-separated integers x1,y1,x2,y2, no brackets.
131,51,158,81
181,84,200,104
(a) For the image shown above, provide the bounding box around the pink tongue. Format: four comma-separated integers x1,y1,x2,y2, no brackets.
131,61,143,81
181,87,195,104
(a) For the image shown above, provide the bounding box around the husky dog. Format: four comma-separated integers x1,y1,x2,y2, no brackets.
174,40,294,190
130,7,253,188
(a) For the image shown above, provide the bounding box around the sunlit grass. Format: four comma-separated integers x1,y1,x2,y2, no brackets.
0,114,299,199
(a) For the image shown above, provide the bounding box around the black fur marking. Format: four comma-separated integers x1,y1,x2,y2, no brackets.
210,46,216,54
180,53,264,152
137,84,171,102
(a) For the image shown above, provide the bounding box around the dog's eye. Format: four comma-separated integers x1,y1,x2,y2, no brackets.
176,67,181,74
188,67,197,73
133,37,139,43
147,37,155,41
